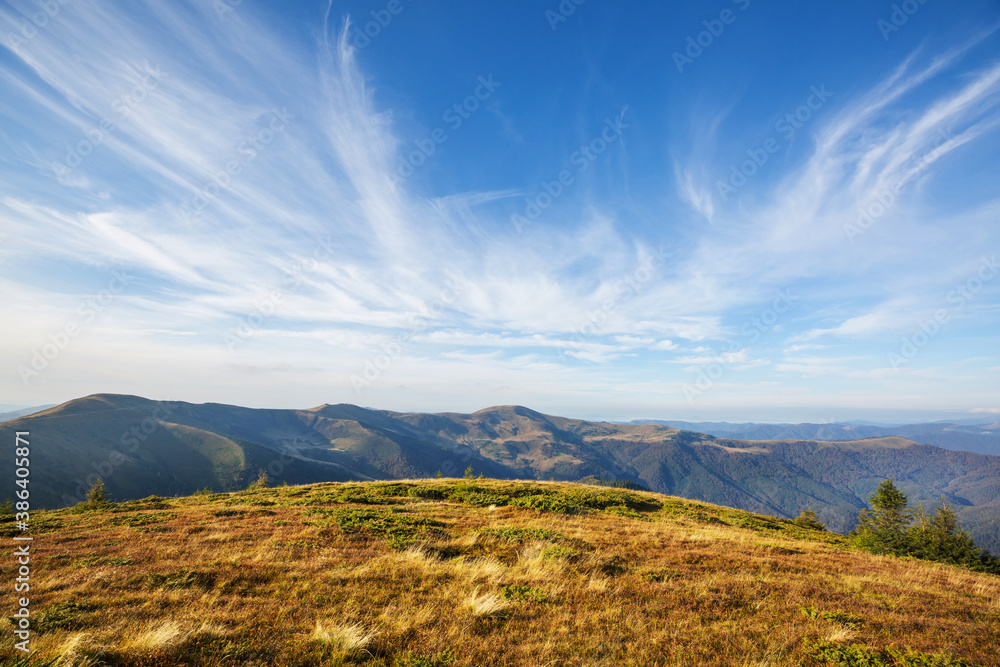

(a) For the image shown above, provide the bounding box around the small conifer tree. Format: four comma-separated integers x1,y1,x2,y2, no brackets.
850,479,911,554
793,509,826,531
86,478,109,506
249,468,269,490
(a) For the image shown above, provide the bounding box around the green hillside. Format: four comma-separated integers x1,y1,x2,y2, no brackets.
4,394,1000,554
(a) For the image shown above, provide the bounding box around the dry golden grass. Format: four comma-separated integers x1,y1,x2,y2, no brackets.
0,478,997,666
123,621,189,652
311,621,377,656
463,589,510,619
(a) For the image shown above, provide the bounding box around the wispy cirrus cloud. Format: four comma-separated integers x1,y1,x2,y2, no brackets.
0,1,997,419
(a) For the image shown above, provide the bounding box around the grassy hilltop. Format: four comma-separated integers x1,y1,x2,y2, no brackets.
6,395,1000,556
1,479,998,666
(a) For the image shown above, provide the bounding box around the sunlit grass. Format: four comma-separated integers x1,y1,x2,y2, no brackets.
1,478,997,666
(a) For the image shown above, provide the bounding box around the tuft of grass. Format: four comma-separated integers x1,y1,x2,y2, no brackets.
464,589,510,619
587,574,609,592
52,631,94,666
824,624,859,643
124,620,189,652
311,621,377,655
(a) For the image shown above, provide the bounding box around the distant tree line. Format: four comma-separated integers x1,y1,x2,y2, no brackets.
850,479,1000,575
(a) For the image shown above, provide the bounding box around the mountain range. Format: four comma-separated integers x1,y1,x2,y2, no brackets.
630,419,1000,456
3,394,999,552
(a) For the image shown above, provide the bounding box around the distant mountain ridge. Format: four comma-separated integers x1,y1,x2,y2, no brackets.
3,394,1000,553
0,404,56,422
628,420,1000,456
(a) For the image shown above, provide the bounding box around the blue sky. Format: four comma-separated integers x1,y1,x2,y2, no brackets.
1,0,999,422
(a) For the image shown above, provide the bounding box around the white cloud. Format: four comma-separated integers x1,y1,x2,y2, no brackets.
1,3,998,416
790,307,913,343
783,343,828,354
673,350,749,366
675,165,714,222
615,335,654,346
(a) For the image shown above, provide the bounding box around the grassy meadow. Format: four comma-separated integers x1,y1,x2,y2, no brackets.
2,479,998,666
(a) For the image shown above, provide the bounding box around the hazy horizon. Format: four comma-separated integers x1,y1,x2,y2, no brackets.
4,393,998,427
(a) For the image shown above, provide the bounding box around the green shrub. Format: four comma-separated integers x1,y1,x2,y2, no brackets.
333,507,445,549
336,488,402,505
213,508,243,517
499,584,550,602
794,510,827,531
510,494,579,514
800,605,862,629
541,545,582,561
640,568,680,583
562,489,661,512
804,639,982,666
395,648,455,666
478,527,562,542
737,515,787,533
447,489,511,507
28,601,98,633
408,486,446,500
